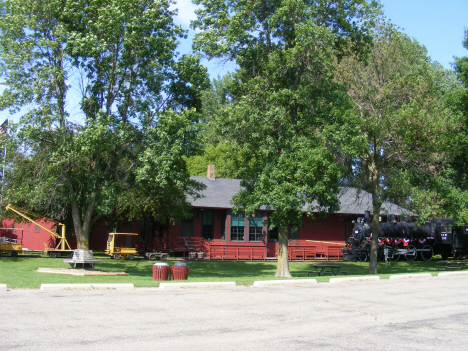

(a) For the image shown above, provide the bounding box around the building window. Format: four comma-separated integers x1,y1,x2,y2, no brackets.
249,212,264,242
35,225,39,232
202,210,214,240
289,226,300,240
230,213,245,241
267,226,299,241
180,218,193,237
268,226,278,242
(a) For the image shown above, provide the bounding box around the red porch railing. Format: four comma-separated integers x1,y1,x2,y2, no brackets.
288,246,317,261
153,237,344,261
154,237,204,252
207,245,266,261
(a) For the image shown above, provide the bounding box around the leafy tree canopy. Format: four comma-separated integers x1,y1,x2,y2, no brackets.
192,0,380,276
0,0,209,248
336,22,455,272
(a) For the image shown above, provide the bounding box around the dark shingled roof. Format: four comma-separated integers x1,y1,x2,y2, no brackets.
188,176,412,215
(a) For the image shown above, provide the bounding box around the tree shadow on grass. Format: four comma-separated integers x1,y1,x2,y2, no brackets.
100,260,281,279
98,258,450,279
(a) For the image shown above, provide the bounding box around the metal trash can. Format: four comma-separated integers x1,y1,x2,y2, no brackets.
153,262,170,281
171,262,189,280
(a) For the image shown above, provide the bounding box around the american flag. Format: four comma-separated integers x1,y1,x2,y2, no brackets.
0,119,7,143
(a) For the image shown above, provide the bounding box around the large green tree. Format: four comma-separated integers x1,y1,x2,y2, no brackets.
449,30,468,194
336,23,452,273
185,73,248,179
0,0,209,249
192,0,379,277
421,29,468,225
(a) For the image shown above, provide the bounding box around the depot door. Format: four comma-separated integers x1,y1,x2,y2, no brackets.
267,227,278,258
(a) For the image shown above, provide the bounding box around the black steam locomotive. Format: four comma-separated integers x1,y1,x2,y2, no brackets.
342,212,468,262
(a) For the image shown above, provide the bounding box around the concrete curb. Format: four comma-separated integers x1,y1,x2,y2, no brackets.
0,284,6,292
40,283,134,291
389,273,432,280
329,276,380,283
438,271,468,277
159,281,236,289
253,279,317,287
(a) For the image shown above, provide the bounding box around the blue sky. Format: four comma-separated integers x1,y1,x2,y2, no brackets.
2,0,467,124
380,0,467,69
174,0,468,72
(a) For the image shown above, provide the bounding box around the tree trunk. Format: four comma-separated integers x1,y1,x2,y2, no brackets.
368,212,380,274
70,198,95,250
368,153,381,274
275,225,292,277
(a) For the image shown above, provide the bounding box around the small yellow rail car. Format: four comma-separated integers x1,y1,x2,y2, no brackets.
105,233,139,260
0,236,22,257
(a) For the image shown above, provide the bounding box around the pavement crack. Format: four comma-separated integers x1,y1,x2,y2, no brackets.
324,300,468,332
323,299,380,322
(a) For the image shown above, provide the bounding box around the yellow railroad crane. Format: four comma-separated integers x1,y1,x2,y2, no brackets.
4,204,74,258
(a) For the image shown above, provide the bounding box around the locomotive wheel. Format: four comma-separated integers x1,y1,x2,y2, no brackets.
388,245,400,262
420,245,433,261
128,254,135,260
161,254,168,261
49,252,59,258
149,254,156,261
114,253,121,260
358,252,368,262
377,250,385,262
405,245,417,261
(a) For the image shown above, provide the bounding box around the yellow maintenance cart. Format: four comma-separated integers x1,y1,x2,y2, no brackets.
105,233,169,260
0,236,22,257
5,204,74,258
105,233,139,260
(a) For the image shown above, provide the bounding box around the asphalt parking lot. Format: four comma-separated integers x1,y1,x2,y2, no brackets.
1,275,468,351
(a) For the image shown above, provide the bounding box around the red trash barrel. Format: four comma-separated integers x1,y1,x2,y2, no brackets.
171,262,189,280
153,263,170,281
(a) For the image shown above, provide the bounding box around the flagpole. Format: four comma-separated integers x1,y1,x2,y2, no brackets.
0,118,8,204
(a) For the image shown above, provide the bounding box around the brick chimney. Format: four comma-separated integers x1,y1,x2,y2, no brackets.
207,164,215,179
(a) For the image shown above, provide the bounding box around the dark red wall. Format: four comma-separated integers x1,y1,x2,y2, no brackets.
1,218,59,251
167,210,349,246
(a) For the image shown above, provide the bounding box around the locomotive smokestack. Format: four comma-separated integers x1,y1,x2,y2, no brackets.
364,211,371,223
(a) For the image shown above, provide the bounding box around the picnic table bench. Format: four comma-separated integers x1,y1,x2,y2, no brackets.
441,261,467,267
436,266,464,271
307,265,348,276
437,261,468,271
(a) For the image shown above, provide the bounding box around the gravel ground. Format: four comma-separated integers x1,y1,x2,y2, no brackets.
1,275,467,351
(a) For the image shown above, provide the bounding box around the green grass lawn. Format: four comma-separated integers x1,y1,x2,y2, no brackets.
0,252,456,289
